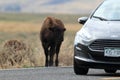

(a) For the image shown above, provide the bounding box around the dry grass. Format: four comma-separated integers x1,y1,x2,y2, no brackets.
0,20,82,68
0,39,41,69
0,21,40,32
0,21,81,32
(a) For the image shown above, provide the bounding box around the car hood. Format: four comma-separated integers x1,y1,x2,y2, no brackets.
80,19,120,40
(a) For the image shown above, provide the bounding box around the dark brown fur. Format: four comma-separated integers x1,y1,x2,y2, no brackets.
40,17,66,67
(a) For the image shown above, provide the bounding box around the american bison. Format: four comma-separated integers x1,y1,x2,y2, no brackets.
40,17,66,67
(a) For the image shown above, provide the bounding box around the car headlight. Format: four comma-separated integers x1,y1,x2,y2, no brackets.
74,29,93,46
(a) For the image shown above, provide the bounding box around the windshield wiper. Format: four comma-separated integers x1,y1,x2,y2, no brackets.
92,16,108,21
110,19,120,21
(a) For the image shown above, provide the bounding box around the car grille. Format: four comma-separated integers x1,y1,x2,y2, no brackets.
89,39,120,51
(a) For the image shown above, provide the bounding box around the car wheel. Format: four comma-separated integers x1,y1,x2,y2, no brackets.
74,59,89,75
104,69,117,73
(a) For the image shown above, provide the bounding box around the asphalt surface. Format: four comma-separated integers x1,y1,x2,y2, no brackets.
0,67,120,80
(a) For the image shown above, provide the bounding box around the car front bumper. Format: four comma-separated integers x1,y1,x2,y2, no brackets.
74,44,120,69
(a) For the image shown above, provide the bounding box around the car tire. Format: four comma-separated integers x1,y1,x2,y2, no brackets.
74,59,89,75
104,69,117,73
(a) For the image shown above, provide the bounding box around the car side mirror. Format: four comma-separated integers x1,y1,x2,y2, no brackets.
78,17,88,24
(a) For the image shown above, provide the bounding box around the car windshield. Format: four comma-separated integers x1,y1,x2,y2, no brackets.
93,0,120,21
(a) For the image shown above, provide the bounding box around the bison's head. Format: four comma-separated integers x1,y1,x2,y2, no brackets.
46,17,66,42
49,26,66,42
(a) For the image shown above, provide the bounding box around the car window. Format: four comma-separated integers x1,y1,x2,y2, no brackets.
93,0,120,21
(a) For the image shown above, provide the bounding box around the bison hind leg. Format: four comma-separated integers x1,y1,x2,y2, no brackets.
49,44,56,67
49,55,55,67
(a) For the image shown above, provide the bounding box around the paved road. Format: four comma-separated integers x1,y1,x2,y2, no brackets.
0,67,120,80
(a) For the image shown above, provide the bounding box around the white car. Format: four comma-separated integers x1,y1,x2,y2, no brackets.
74,0,120,75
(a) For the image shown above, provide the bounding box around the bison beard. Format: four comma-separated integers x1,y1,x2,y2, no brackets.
40,17,66,67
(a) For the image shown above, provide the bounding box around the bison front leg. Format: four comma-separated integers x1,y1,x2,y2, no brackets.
49,45,55,66
42,43,49,67
55,42,62,66
45,50,49,67
55,53,59,66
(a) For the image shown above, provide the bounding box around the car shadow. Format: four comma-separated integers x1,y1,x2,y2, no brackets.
87,73,120,77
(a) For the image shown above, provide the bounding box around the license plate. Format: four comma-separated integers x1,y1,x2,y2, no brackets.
104,47,120,57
